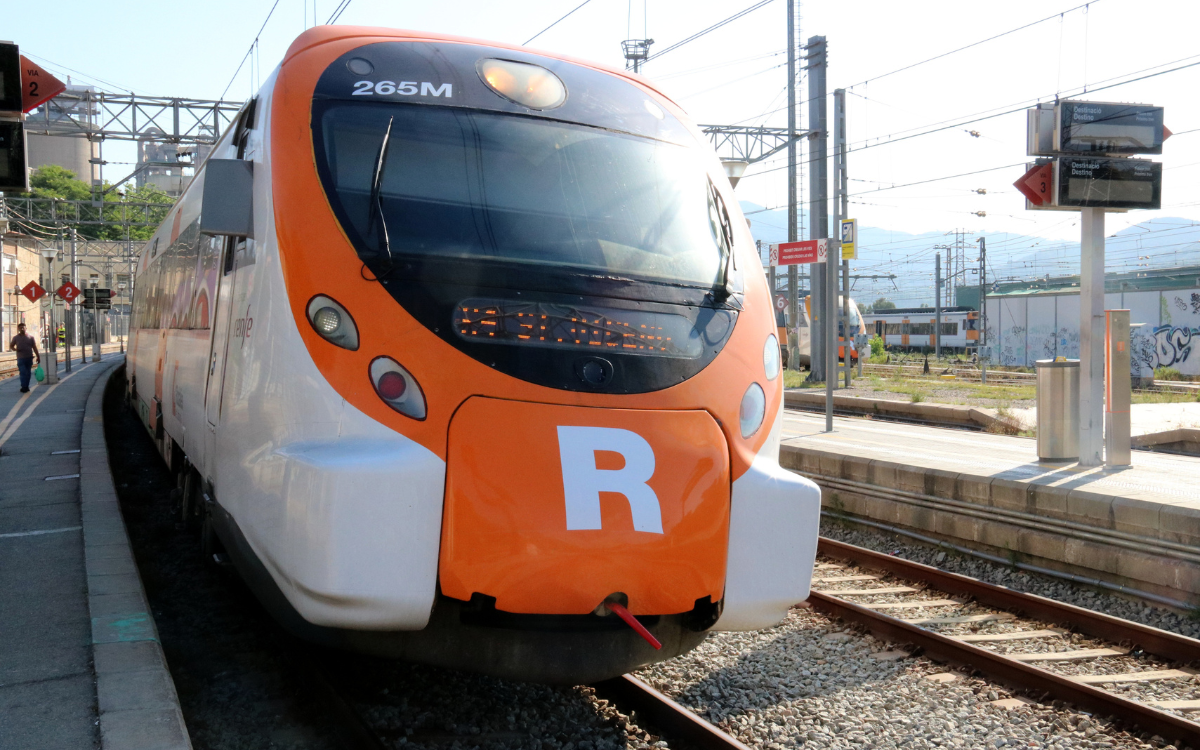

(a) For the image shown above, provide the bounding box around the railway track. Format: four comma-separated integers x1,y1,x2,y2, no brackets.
326,666,752,750
809,537,1200,747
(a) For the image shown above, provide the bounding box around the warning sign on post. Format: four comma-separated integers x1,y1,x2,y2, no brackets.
840,219,857,260
769,239,828,266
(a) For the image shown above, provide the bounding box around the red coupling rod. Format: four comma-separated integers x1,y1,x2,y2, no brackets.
605,602,662,650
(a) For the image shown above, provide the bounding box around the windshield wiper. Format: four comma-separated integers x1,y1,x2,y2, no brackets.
710,181,738,300
367,116,395,263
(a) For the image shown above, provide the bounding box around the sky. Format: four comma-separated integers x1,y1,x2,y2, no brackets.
8,0,1200,304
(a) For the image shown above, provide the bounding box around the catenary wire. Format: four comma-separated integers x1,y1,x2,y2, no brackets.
525,0,594,46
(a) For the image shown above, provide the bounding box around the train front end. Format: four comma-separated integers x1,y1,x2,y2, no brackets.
263,27,820,683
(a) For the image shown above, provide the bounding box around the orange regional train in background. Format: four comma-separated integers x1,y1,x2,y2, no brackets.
126,25,821,683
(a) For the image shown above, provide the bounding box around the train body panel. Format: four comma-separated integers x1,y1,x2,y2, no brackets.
126,26,820,680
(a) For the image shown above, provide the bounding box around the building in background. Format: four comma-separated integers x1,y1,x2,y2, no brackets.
981,266,1200,383
26,85,101,186
2,234,50,348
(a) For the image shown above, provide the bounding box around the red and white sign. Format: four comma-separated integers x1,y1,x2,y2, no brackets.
769,239,828,267
56,282,82,303
1014,163,1053,207
20,55,66,113
775,294,788,311
20,280,45,303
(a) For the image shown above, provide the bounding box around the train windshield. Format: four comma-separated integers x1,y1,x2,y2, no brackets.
314,102,725,288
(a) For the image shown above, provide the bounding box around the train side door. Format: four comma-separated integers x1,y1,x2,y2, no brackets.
205,238,239,428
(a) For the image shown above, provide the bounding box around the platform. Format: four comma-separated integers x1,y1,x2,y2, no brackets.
779,410,1200,608
0,356,190,750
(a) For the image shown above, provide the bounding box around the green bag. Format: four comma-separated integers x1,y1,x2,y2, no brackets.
33,364,45,382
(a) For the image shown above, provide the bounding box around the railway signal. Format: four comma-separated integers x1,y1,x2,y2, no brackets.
82,288,113,310
0,42,65,193
1018,99,1167,467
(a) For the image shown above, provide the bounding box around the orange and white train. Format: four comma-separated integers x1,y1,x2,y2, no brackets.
127,26,820,683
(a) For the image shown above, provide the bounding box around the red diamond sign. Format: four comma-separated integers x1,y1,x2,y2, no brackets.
1015,163,1054,207
20,280,45,303
56,282,82,303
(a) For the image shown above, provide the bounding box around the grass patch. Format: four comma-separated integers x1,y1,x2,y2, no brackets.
1132,389,1200,404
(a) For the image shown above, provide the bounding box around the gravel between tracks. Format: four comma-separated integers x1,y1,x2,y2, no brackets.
636,517,1200,749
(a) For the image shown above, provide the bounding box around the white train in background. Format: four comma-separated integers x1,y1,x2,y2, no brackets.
861,306,980,354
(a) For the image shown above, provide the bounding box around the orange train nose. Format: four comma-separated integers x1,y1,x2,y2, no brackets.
439,397,731,616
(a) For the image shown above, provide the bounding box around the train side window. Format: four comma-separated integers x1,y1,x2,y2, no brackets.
223,237,243,276
235,97,259,160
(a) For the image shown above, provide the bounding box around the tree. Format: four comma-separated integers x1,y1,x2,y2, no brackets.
30,164,91,200
25,166,175,241
872,297,896,311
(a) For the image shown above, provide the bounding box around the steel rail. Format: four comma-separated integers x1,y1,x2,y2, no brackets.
812,537,1200,746
594,675,752,750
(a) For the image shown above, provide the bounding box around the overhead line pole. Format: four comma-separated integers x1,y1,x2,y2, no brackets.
803,36,830,430
835,88,850,389
785,0,800,372
805,35,828,390
979,236,987,383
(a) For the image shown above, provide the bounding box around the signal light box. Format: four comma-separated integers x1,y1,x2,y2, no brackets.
0,120,26,192
0,42,21,113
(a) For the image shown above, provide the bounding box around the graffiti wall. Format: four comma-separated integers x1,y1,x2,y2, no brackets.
985,288,1200,378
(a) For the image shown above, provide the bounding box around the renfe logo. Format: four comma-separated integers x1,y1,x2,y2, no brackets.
556,426,664,534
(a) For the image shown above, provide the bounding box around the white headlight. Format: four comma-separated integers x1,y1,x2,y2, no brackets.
764,334,781,380
305,295,359,350
739,383,766,438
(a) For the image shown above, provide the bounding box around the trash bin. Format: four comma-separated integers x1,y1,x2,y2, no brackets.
1035,359,1079,461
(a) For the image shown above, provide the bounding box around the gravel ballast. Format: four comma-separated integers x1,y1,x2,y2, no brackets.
637,516,1200,749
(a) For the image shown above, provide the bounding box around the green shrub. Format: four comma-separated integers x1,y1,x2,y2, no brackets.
869,334,885,358
1155,366,1184,381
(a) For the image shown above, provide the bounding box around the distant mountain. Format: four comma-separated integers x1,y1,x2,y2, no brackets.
739,201,1200,307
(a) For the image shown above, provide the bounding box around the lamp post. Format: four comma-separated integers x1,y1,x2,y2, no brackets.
721,159,750,189
39,245,59,384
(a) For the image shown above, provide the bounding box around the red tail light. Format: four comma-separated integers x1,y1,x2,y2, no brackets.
369,357,426,420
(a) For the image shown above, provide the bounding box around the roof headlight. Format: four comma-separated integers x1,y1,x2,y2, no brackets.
478,59,567,110
306,295,358,350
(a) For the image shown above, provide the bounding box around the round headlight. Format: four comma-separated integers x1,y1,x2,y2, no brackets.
764,334,781,380
313,306,341,334
739,383,766,438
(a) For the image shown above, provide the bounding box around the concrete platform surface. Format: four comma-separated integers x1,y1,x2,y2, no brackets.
780,409,1200,606
1009,401,1200,436
0,355,190,750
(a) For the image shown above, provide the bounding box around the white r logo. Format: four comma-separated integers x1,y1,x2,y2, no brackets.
556,426,664,534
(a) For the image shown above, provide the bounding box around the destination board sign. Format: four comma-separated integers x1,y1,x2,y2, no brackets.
1055,157,1161,210
1056,101,1164,155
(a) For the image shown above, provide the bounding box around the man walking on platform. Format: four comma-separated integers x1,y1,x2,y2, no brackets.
9,323,41,393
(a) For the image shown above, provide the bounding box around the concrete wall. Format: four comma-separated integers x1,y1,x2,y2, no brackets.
986,288,1200,378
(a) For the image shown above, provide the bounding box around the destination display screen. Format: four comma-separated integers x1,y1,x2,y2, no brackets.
455,299,704,357
1056,157,1161,210
1057,101,1164,155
